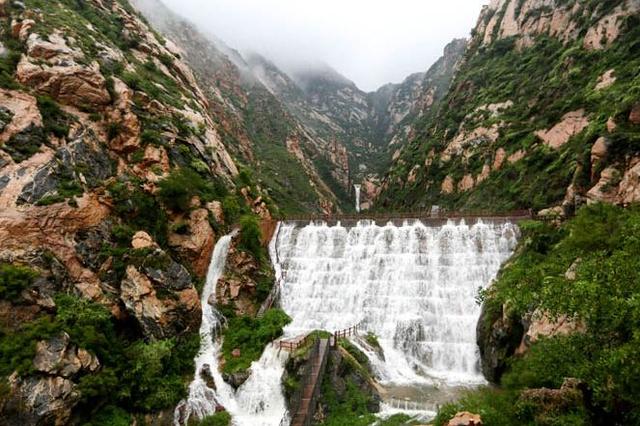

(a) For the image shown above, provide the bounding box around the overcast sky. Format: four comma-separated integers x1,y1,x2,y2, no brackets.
161,0,488,92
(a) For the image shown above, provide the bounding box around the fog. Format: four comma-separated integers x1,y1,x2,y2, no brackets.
161,0,487,92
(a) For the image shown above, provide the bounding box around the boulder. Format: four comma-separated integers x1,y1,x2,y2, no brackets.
607,117,617,133
457,174,475,192
222,370,250,390
590,137,609,165
131,231,157,250
105,78,141,154
25,32,81,63
536,110,589,149
441,175,455,194
595,69,616,91
630,104,640,125
0,88,43,144
507,149,525,164
618,161,640,205
120,264,200,339
448,411,482,426
586,167,620,204
492,147,506,170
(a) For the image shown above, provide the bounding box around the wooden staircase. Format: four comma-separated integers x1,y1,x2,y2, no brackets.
290,338,330,426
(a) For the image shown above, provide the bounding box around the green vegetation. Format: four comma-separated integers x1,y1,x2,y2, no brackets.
438,204,640,425
241,89,325,215
238,214,263,259
157,167,229,213
0,22,23,89
0,292,199,416
36,172,84,206
365,332,380,350
192,412,232,426
381,15,640,212
221,309,290,374
0,263,38,303
37,96,71,138
3,125,47,163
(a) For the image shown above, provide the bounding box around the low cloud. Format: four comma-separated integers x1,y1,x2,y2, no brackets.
161,0,487,91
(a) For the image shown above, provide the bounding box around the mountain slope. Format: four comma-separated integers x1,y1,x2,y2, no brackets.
0,0,279,423
249,41,466,208
130,0,351,214
379,0,640,214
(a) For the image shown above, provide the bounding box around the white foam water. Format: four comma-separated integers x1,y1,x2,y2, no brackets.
175,231,289,426
272,219,519,386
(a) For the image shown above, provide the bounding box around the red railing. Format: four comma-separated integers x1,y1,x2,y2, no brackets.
273,209,534,223
278,333,313,352
331,323,361,347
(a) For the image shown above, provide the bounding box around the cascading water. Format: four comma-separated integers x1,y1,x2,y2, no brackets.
273,219,519,388
175,231,289,426
354,184,362,212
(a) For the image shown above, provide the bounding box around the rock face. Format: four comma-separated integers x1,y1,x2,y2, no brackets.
475,0,640,49
120,262,200,339
516,309,585,354
17,33,111,107
535,110,589,149
33,333,100,377
477,302,525,383
2,333,99,425
168,208,215,277
215,242,261,317
3,374,78,426
378,0,640,213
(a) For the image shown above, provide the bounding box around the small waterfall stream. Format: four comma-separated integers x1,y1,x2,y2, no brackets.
175,231,289,426
273,219,519,387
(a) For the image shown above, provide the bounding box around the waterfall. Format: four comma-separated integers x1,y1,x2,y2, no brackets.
273,219,519,385
175,231,289,426
354,184,362,212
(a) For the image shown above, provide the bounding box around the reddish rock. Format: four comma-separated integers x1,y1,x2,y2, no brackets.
131,231,157,250
168,208,215,277
232,348,241,358
448,411,482,426
536,110,589,149
441,175,455,194
630,104,640,125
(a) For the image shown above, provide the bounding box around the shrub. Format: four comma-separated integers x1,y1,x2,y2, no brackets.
221,309,290,374
0,263,38,302
37,96,70,138
195,412,232,426
238,215,262,259
108,180,169,246
157,168,215,212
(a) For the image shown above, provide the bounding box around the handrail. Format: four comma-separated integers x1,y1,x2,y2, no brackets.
270,209,535,223
278,332,313,352
331,322,361,347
